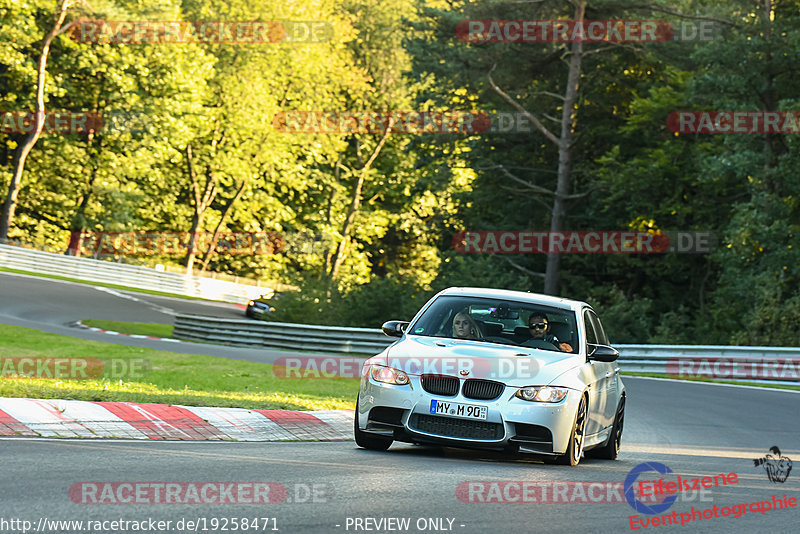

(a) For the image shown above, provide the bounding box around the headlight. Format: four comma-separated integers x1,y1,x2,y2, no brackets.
370,365,410,385
515,386,569,403
248,300,255,306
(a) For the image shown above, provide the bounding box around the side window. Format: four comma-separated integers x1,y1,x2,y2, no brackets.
583,311,597,345
587,311,609,345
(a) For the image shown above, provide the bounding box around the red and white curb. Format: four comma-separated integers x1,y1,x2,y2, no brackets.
0,398,353,441
73,320,182,343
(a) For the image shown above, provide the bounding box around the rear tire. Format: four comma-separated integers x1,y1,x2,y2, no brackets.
353,395,393,451
587,397,624,460
556,395,587,466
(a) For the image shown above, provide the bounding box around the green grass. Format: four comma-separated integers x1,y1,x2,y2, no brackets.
82,319,174,339
0,324,358,410
622,372,800,391
0,266,211,301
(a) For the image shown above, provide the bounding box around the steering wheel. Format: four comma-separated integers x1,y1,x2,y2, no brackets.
521,339,559,351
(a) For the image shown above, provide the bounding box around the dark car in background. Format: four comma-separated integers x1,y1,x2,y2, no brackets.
245,290,279,319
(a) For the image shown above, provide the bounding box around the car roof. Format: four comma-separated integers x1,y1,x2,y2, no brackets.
436,287,589,312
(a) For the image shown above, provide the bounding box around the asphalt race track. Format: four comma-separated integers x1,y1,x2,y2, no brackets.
1,271,799,533
0,271,312,364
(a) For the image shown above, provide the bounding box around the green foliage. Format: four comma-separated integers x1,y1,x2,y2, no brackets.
582,286,655,345
2,0,799,344
268,276,429,328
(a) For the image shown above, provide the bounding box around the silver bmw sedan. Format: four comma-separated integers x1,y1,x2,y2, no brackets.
354,287,625,466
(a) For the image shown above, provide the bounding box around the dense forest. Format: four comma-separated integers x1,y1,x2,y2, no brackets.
1,0,798,344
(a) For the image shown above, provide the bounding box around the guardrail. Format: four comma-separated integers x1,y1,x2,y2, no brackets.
174,314,393,354
173,314,800,384
0,243,278,304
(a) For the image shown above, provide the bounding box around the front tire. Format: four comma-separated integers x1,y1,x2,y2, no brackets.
557,395,587,466
353,395,393,451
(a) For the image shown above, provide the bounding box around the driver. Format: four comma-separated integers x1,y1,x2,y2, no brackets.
527,313,572,352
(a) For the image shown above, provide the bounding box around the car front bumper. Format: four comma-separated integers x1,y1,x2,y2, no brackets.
357,375,582,455
246,304,271,318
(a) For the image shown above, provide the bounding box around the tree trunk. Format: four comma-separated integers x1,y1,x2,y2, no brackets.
0,0,73,240
186,215,201,273
66,128,98,257
199,178,248,272
760,0,780,195
66,181,95,257
543,1,585,296
329,129,392,280
184,144,216,274
323,157,342,275
487,1,586,296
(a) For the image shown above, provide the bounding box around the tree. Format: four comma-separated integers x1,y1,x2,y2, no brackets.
0,0,77,240
176,0,363,277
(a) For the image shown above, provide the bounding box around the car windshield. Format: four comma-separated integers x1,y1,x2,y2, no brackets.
408,295,578,352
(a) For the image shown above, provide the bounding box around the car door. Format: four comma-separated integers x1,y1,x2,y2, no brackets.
581,310,607,435
585,309,617,429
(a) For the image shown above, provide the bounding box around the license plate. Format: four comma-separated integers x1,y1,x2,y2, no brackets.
429,399,488,420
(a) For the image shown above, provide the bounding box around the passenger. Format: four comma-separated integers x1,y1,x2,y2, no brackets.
528,313,572,352
452,310,482,340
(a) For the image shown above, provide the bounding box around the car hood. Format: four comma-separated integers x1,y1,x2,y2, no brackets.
370,335,582,387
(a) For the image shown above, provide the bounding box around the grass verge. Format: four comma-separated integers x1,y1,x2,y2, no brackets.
0,324,358,410
82,319,174,339
622,372,800,391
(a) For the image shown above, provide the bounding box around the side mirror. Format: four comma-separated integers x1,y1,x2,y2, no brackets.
588,344,619,362
381,320,409,338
